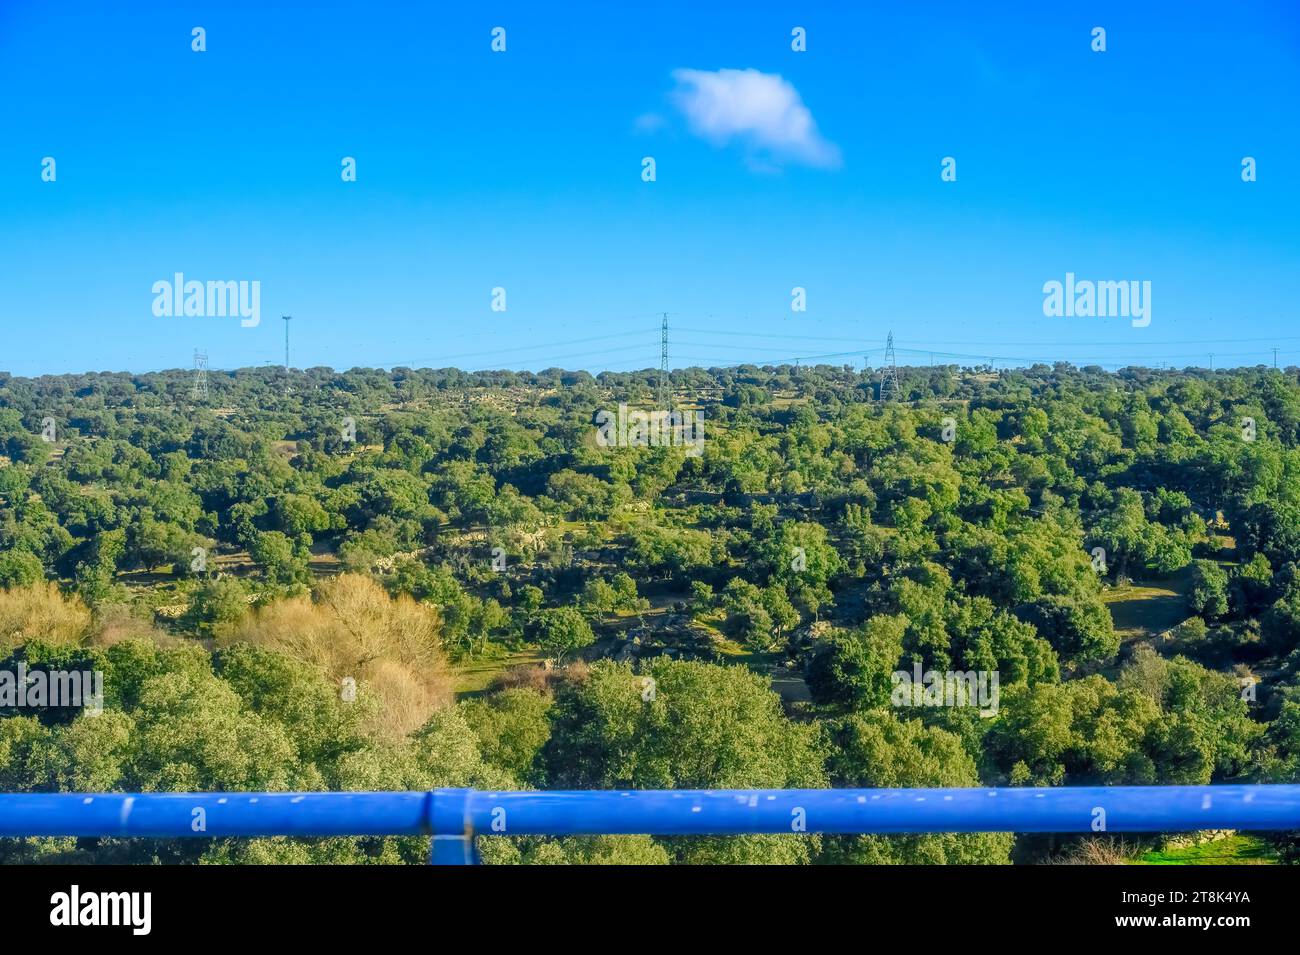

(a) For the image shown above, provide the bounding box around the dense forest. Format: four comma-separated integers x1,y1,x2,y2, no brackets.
1,359,1299,864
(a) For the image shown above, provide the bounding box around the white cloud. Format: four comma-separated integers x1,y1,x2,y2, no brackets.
669,67,840,169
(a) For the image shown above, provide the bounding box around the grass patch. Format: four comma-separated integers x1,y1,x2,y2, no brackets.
1103,566,1193,643
1133,834,1279,865
453,647,546,697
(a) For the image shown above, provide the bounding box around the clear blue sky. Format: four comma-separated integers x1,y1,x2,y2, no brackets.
1,0,1297,375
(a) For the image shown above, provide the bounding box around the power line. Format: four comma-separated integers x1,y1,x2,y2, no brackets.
655,346,1291,372
669,328,1294,369
230,318,1296,376
674,321,1300,349
364,330,660,369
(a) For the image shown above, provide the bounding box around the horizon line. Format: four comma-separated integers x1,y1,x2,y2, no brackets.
0,359,1292,382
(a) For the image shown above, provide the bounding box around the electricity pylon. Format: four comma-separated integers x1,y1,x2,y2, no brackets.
659,312,670,408
879,331,900,402
191,349,209,401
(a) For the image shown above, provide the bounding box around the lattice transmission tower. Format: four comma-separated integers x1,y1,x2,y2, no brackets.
659,312,670,408
191,349,209,401
879,331,900,402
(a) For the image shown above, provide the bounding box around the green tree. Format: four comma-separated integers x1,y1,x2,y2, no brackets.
250,530,309,586
1188,559,1230,619
805,615,906,709
529,607,595,662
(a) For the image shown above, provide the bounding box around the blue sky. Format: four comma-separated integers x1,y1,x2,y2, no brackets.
1,0,1297,376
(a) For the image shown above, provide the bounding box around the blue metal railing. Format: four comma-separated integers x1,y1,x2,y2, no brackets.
1,785,1297,864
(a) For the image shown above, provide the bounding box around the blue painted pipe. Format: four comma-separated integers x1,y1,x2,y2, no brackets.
458,785,1300,835
0,791,431,838
1,785,1297,840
